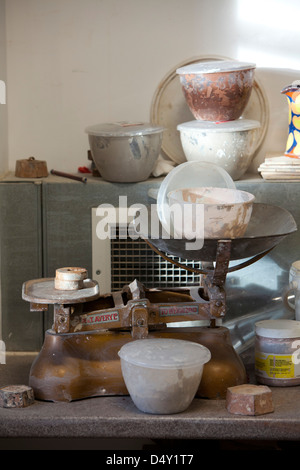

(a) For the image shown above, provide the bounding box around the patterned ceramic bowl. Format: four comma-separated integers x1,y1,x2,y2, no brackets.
176,60,256,122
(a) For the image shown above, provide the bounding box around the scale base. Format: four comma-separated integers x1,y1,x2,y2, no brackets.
29,326,247,402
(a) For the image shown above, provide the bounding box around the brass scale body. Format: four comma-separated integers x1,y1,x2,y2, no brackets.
22,240,250,402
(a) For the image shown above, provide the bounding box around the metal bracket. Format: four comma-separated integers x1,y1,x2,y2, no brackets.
212,240,232,287
131,301,149,339
53,305,72,333
30,302,48,312
203,240,231,318
204,279,226,318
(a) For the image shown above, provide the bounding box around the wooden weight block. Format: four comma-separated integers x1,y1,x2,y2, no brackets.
0,385,34,408
15,157,48,178
226,384,274,416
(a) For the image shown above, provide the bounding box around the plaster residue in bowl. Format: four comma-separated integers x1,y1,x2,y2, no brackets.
168,187,255,239
180,187,250,204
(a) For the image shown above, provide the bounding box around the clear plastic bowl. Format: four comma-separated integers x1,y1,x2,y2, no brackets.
118,338,211,414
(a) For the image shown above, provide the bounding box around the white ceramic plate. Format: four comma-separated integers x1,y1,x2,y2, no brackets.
150,56,269,164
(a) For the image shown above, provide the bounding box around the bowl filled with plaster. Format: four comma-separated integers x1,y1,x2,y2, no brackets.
85,122,164,183
118,338,211,414
176,60,256,122
168,187,255,239
156,161,236,237
177,119,261,180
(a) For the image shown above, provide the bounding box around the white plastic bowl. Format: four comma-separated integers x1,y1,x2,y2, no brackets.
118,338,211,414
177,119,261,180
168,187,255,239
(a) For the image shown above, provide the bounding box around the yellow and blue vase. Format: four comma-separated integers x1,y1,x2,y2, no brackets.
282,81,300,158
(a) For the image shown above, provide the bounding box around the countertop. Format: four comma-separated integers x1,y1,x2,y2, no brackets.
1,352,300,450
0,171,264,184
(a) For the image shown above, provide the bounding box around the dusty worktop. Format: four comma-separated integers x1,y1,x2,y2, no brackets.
0,170,263,183
1,352,300,450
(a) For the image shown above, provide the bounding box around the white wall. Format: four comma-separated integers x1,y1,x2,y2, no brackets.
0,0,7,176
4,0,300,174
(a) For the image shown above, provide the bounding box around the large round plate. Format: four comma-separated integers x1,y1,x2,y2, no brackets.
150,56,269,164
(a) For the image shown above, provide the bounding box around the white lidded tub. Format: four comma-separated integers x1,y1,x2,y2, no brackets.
177,119,261,180
118,338,211,414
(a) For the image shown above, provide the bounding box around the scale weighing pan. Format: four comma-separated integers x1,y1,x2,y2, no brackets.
140,203,297,267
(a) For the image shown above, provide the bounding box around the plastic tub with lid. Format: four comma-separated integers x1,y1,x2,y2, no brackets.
255,319,300,386
118,338,211,414
85,121,164,182
177,119,261,180
176,60,256,121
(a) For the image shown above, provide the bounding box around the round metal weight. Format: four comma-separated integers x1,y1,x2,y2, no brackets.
55,267,88,290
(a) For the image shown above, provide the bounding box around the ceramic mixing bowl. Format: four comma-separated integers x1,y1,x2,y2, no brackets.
168,187,255,239
85,122,164,183
177,119,261,180
176,60,256,122
156,161,236,237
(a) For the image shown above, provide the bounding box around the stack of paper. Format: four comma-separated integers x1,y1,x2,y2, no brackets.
258,155,300,181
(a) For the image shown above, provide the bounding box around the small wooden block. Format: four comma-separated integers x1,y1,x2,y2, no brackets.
0,385,34,408
226,384,274,416
15,157,48,178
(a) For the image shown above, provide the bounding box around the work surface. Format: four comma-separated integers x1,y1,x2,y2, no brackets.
1,353,300,450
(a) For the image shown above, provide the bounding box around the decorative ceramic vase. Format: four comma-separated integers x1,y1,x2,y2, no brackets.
281,81,300,158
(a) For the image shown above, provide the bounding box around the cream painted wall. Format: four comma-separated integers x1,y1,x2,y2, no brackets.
0,0,7,176
4,0,300,174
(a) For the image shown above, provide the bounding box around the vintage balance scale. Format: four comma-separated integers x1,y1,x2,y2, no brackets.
22,202,296,402
21,65,297,403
